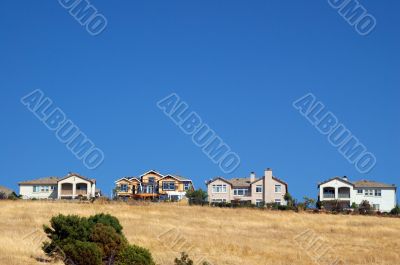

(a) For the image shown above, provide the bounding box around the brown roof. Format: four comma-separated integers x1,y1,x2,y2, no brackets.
0,186,14,195
18,177,59,185
353,180,396,188
58,173,96,184
229,177,252,187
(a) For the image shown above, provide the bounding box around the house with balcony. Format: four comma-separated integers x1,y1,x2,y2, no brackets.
318,176,397,212
206,168,288,206
18,173,97,200
114,170,194,201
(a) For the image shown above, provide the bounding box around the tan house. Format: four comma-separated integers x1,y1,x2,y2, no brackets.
114,170,194,201
206,168,288,206
18,173,97,200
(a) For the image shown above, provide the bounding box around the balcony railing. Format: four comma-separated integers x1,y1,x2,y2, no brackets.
323,193,335,199
338,193,350,199
76,190,88,196
61,190,73,195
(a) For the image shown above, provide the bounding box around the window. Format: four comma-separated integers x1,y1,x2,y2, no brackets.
275,185,282,193
256,185,263,193
183,182,191,191
365,189,373,196
275,199,282,205
120,184,128,192
357,189,363,194
373,204,380,211
212,184,227,193
212,199,226,203
148,177,155,183
33,186,39,192
163,181,175,191
40,186,49,192
255,199,264,207
233,189,249,196
50,186,55,191
374,189,382,197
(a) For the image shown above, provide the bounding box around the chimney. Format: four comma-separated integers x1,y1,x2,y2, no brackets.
342,176,348,181
265,168,273,180
250,172,256,182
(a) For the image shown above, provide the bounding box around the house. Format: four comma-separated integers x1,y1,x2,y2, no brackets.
18,173,97,200
206,168,288,206
114,170,194,201
318,176,397,212
0,186,14,198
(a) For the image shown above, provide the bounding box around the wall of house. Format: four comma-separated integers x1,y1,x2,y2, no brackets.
158,177,181,194
142,173,162,184
58,175,94,199
264,169,287,205
19,185,57,199
319,179,353,201
250,179,264,204
207,179,231,203
116,179,134,196
352,188,396,212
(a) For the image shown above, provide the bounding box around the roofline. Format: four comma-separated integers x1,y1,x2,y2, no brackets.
140,170,165,178
206,177,232,186
161,175,192,182
58,173,95,184
317,177,354,188
114,177,132,184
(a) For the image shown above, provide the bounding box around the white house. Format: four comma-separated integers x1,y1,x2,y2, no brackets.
18,173,97,200
318,176,397,212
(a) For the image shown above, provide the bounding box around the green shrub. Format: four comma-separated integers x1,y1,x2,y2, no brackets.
90,223,127,260
63,241,102,265
390,206,400,215
88,213,123,235
116,244,155,265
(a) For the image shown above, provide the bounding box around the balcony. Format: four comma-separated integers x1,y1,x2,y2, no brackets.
323,193,335,199
338,193,350,199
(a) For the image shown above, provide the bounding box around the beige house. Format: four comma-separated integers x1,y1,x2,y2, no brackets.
206,168,288,206
18,173,97,200
114,170,194,201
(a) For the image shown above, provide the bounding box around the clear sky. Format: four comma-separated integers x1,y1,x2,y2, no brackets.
0,1,399,200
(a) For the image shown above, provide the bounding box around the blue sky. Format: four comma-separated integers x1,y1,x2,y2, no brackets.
0,1,399,200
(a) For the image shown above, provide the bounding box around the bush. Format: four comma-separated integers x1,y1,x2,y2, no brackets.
88,213,123,235
390,206,400,215
63,241,102,265
43,213,153,265
175,252,193,265
0,192,8,200
358,200,373,215
186,189,207,206
90,223,127,260
116,244,155,265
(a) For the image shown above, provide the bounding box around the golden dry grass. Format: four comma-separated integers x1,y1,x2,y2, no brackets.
0,200,399,265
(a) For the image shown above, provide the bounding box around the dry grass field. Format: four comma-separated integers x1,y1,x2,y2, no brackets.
0,200,399,265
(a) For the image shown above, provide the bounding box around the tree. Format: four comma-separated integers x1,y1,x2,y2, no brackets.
186,189,208,205
284,193,295,207
303,197,315,209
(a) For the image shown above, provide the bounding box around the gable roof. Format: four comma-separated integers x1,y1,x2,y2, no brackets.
206,177,232,186
115,177,132,184
58,173,96,184
318,177,396,189
353,180,396,188
19,177,59,185
140,170,165,178
318,177,355,188
162,175,192,182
